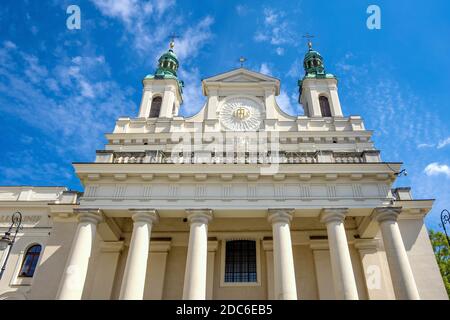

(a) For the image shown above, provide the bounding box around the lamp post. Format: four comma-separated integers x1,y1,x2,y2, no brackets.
0,212,23,280
441,209,450,246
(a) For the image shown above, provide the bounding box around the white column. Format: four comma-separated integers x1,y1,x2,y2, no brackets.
119,209,159,300
373,208,420,300
56,209,103,300
183,209,213,300
268,209,298,300
320,208,359,300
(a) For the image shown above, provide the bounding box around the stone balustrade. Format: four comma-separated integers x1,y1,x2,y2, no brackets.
96,150,380,164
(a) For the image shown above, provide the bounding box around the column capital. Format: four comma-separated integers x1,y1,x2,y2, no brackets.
186,209,213,224
372,207,402,223
74,208,103,224
319,208,348,224
129,209,159,224
267,208,294,224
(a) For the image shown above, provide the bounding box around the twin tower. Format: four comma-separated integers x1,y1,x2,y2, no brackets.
137,40,344,122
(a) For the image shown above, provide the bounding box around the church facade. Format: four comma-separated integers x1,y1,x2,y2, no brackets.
0,42,447,300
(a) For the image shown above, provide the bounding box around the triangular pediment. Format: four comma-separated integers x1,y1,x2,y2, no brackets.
203,68,279,83
202,68,280,96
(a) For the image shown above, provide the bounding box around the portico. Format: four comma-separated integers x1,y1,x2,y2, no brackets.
54,203,422,300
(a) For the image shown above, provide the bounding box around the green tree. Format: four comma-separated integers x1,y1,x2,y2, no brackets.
429,229,450,298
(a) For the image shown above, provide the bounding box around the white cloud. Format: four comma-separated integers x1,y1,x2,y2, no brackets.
287,58,301,78
178,67,205,116
175,16,214,61
3,40,16,49
0,42,136,158
276,90,295,115
90,0,141,24
235,4,248,16
275,47,284,56
90,0,213,64
154,0,175,16
417,143,434,149
437,137,450,149
259,62,272,76
254,7,295,50
424,163,450,178
90,0,177,55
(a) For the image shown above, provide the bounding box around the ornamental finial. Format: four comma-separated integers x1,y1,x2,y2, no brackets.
169,34,179,50
303,33,315,50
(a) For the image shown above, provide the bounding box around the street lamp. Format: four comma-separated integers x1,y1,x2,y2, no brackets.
0,212,22,279
441,209,450,246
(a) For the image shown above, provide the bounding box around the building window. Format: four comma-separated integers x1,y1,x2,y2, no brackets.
224,240,257,283
319,96,332,117
149,96,162,118
19,244,41,278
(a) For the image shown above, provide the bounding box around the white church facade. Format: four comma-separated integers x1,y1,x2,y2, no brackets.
0,41,447,300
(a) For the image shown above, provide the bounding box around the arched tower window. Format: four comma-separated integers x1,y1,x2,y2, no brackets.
319,96,332,117
149,96,162,118
19,244,42,277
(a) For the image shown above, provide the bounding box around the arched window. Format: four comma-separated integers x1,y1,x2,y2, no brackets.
19,244,42,277
319,96,332,117
149,96,162,118
224,240,257,283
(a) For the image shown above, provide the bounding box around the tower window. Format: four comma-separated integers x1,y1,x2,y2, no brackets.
19,244,42,277
319,96,332,117
224,240,257,283
149,96,162,118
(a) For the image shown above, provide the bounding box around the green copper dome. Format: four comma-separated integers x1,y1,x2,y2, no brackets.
155,48,179,78
144,40,184,93
303,47,325,76
298,42,337,99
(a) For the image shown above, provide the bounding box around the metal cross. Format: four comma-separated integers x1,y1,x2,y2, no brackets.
238,56,247,68
303,33,315,49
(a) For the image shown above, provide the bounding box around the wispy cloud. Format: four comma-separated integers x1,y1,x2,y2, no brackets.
235,4,248,16
178,67,206,116
424,163,450,178
0,41,136,159
174,16,214,61
259,62,272,75
335,52,450,229
254,7,296,54
437,136,450,149
276,90,296,115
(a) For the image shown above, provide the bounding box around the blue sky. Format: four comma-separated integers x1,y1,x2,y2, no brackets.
0,0,449,230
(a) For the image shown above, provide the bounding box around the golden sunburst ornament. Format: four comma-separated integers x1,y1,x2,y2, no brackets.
219,97,264,131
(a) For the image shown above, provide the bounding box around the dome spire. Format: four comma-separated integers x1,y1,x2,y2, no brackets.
144,38,184,93
301,35,327,77
154,37,180,79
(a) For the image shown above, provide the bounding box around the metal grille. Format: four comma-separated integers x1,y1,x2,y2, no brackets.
224,240,257,283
